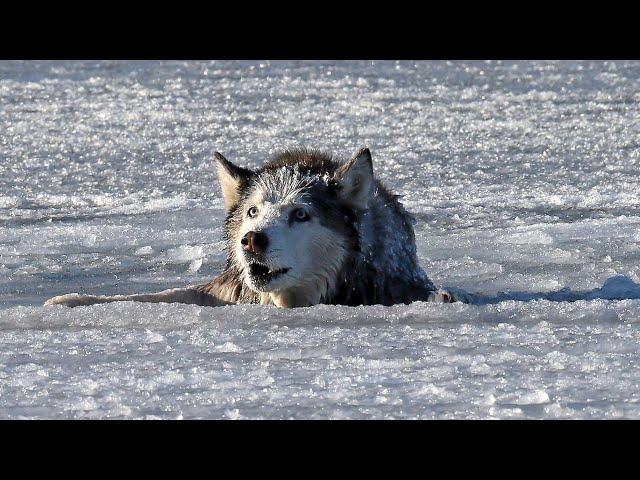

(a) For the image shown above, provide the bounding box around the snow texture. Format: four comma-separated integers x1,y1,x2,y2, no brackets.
1,60,640,419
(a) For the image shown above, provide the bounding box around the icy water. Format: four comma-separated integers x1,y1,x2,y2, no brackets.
2,60,640,419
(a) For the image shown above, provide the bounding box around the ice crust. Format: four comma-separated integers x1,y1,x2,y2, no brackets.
1,60,640,418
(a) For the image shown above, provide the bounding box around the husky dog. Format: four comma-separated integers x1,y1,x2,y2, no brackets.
45,148,455,308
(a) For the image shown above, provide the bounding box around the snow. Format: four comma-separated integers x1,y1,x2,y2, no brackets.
2,60,640,419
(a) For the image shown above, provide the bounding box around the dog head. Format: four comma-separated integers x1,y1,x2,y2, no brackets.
215,147,374,307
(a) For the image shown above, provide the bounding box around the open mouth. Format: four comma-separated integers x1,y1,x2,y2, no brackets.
248,263,290,283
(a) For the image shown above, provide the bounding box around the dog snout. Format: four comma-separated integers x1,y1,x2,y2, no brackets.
241,230,269,254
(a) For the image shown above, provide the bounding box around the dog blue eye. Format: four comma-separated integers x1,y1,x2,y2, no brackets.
293,208,310,222
248,207,258,218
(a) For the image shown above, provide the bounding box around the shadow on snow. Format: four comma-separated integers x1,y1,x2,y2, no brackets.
450,275,640,306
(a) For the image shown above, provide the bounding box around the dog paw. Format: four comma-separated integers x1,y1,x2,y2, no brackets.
428,289,456,303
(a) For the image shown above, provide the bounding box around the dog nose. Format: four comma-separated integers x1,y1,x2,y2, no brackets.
241,231,269,254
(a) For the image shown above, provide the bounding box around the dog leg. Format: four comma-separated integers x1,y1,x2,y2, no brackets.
44,287,230,308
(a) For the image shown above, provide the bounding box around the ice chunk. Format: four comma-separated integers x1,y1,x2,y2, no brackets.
161,245,204,263
513,390,551,405
135,246,154,256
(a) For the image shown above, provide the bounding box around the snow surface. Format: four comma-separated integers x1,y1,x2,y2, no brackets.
1,60,640,419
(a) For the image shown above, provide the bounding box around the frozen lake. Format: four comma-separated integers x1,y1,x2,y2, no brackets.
1,60,640,419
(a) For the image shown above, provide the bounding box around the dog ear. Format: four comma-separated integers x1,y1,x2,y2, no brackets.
333,147,374,210
214,152,253,211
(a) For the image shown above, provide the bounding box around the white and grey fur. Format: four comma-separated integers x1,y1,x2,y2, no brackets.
45,147,455,308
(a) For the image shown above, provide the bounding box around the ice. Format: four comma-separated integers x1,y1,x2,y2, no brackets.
135,246,154,256
161,245,204,264
2,60,640,419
